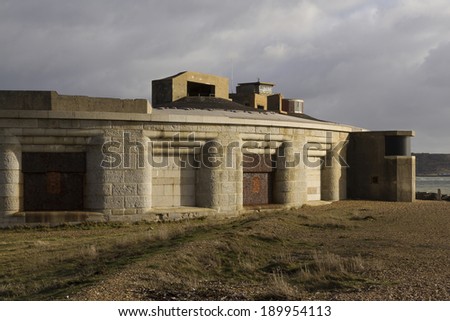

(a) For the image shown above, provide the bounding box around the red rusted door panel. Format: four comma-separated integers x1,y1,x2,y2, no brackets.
243,172,274,205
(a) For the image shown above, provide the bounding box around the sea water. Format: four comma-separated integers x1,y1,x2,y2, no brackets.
416,176,450,194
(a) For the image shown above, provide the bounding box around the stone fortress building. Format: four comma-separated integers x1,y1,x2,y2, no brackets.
0,71,415,225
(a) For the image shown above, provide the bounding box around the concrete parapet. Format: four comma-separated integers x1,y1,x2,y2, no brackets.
0,91,53,111
54,94,151,114
0,90,151,114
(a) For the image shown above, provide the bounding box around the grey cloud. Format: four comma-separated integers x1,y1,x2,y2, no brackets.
0,0,449,152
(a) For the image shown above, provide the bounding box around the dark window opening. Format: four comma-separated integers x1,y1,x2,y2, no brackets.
187,81,215,97
385,136,411,156
372,176,379,184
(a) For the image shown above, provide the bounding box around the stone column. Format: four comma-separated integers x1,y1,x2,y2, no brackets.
321,152,341,201
273,141,306,206
122,135,152,216
321,133,347,201
86,133,152,218
234,143,244,211
86,135,112,214
0,136,21,216
196,137,242,213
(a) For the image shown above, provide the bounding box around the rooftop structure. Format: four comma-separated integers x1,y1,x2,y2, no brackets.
152,71,229,107
236,81,275,96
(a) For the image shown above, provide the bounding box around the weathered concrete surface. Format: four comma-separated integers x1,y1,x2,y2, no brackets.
0,90,151,114
347,131,415,202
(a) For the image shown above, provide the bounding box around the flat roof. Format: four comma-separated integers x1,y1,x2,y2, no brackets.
237,81,275,87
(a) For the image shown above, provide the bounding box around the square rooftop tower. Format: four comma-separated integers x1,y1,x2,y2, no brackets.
152,71,229,107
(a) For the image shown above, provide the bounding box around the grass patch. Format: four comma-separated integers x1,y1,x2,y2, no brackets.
0,220,206,300
3,201,424,300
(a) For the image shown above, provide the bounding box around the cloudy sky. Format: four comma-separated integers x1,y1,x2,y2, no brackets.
1,0,449,152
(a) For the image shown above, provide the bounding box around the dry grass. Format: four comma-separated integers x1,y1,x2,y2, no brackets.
268,270,299,300
1,200,449,300
0,221,199,300
310,251,365,274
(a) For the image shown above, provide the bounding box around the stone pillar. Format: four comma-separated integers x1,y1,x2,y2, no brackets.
273,141,306,206
320,131,348,201
122,135,152,216
86,133,152,217
0,136,21,216
196,140,220,210
86,135,113,214
234,144,244,211
196,138,242,213
322,133,348,201
321,151,341,201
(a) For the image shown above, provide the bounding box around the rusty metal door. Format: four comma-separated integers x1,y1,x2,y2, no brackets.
22,153,86,211
243,172,274,205
243,154,274,206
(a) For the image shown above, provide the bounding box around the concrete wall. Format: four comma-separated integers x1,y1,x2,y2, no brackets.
283,99,304,114
236,83,274,95
151,78,173,106
306,157,321,201
267,94,284,113
229,93,251,107
253,94,267,109
230,92,269,110
152,155,196,207
395,156,416,201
